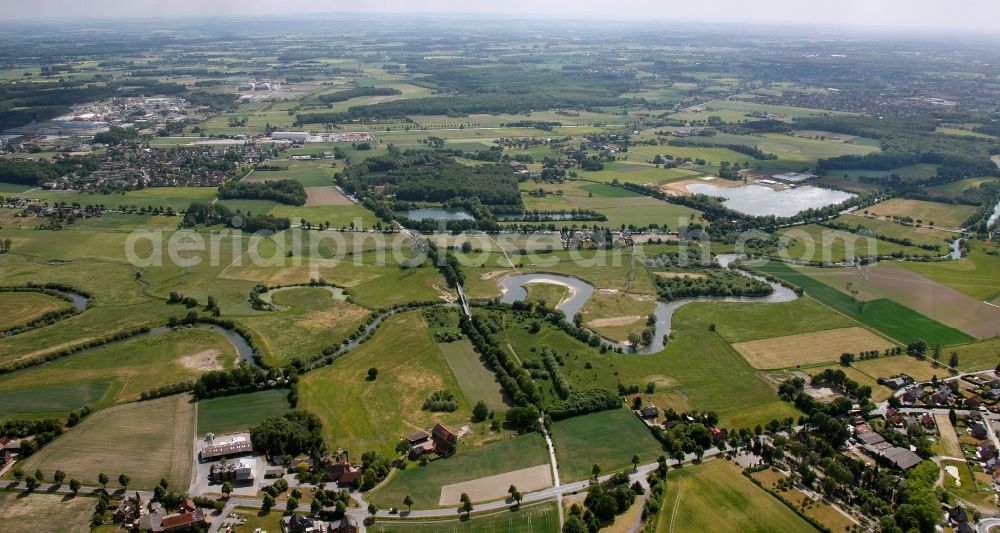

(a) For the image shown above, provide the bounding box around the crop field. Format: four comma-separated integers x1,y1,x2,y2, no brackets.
864,199,977,230
0,291,73,331
753,261,973,346
843,355,944,383
304,186,353,206
656,459,819,533
0,326,237,415
0,381,111,421
239,286,370,366
196,388,291,436
369,502,559,533
797,262,1000,339
371,432,549,508
438,340,509,412
899,241,1000,305
0,492,94,533
732,327,895,369
298,312,477,457
18,394,196,490
549,408,664,482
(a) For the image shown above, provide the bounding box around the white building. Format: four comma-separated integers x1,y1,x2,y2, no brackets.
270,131,311,143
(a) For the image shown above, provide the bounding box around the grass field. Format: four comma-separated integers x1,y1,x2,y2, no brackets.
523,282,572,308
776,224,936,263
732,327,895,369
0,491,94,533
438,340,509,412
549,408,663,482
864,198,977,230
949,338,1000,372
0,181,33,193
371,433,550,508
0,291,73,331
0,326,237,417
15,186,218,211
753,261,973,346
298,312,477,458
197,389,291,436
656,460,819,533
18,394,196,490
705,297,856,344
369,502,559,532
580,290,656,342
239,286,370,366
243,159,338,188
833,213,953,250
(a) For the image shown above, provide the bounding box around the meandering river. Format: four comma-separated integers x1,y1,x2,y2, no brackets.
498,254,798,354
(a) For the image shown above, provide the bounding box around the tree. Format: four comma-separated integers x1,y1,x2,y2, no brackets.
368,503,378,518
262,493,275,513
221,482,233,497
286,497,298,512
69,478,81,495
25,476,38,492
403,494,414,513
591,464,601,479
563,514,588,533
839,353,854,366
949,351,959,369
472,400,489,422
508,484,522,506
367,367,378,380
53,470,66,485
34,469,43,482
461,498,473,517
631,454,640,470
98,473,108,489
119,473,130,489
12,467,23,481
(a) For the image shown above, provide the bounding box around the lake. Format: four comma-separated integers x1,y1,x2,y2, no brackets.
396,208,475,221
685,183,855,217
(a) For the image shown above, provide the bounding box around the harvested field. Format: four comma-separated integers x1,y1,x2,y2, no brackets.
0,291,73,331
732,327,896,369
18,394,195,490
438,464,552,505
934,413,963,458
304,186,353,206
0,492,93,533
799,262,1000,339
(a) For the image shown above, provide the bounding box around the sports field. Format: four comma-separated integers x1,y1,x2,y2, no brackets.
753,261,972,346
656,460,819,533
368,502,559,533
438,340,509,411
0,291,73,331
371,433,549,508
298,312,475,458
549,408,663,483
197,388,291,436
0,492,94,533
732,327,895,369
18,394,196,489
864,198,977,230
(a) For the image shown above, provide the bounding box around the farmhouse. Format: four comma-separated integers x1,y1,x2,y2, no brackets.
406,430,435,459
138,502,205,532
432,423,458,456
635,405,660,421
282,514,359,533
325,459,362,486
199,435,253,461
884,374,913,390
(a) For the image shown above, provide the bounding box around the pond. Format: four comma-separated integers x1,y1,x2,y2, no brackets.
685,183,855,217
395,208,475,221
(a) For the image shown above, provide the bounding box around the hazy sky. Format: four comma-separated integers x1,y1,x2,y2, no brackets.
6,0,1000,31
